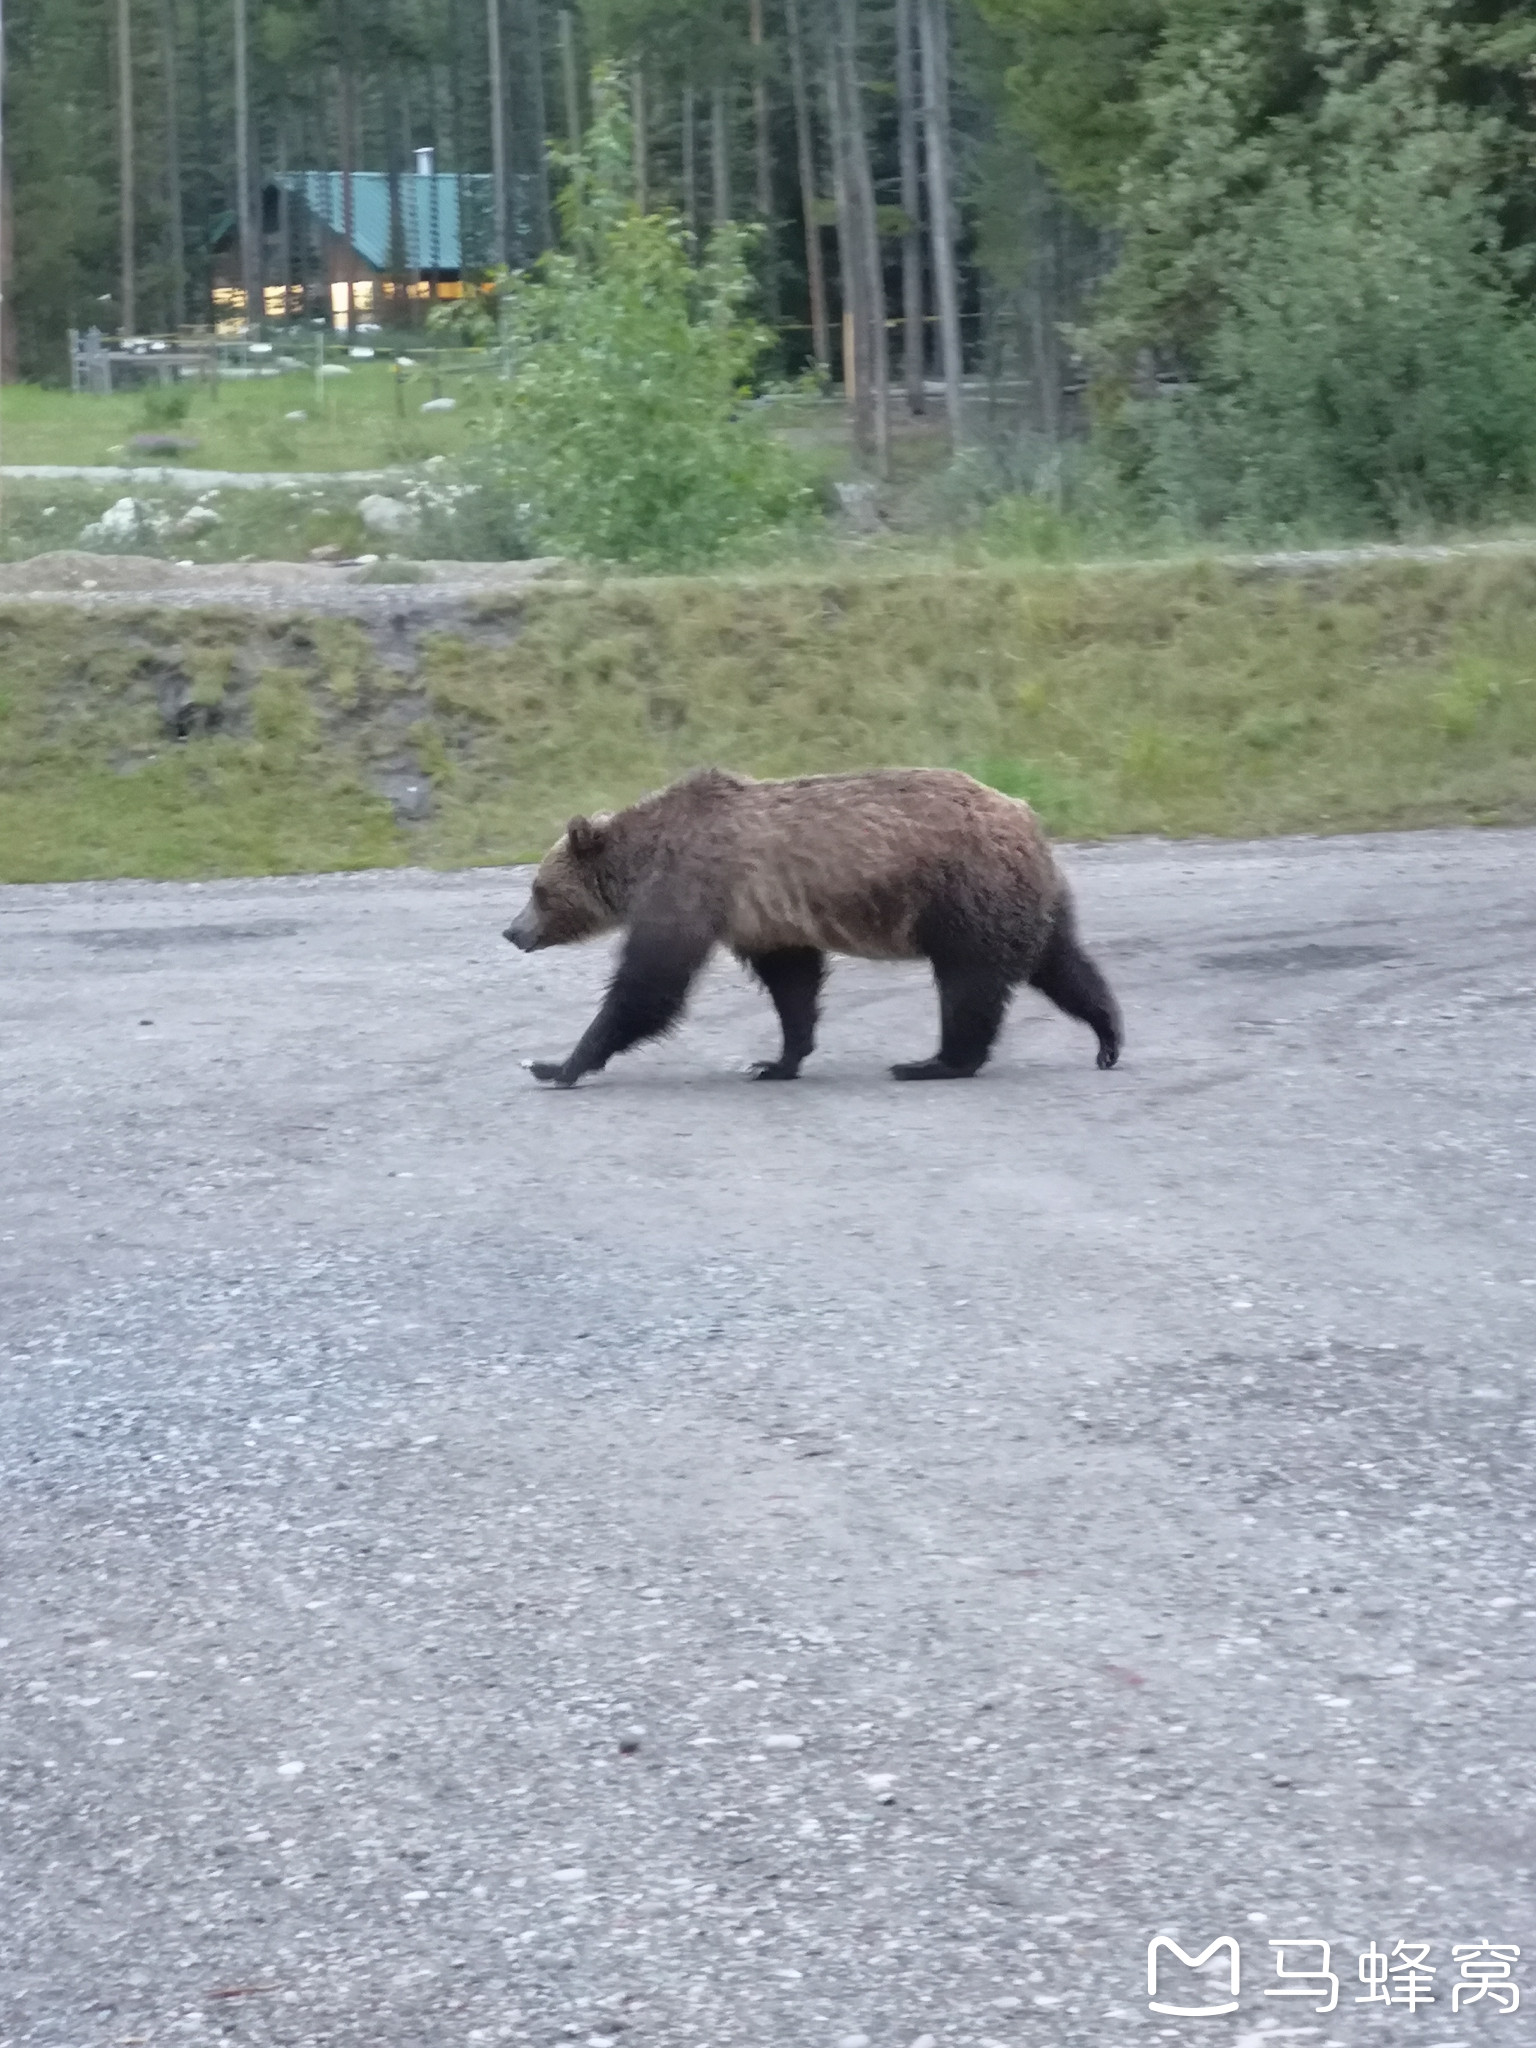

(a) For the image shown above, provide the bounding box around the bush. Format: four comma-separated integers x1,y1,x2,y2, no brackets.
1126,162,1536,537
467,74,814,568
141,383,194,429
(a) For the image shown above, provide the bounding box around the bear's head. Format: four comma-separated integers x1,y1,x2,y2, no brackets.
504,815,619,951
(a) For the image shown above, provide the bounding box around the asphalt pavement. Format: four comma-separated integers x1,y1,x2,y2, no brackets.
2,828,1533,2048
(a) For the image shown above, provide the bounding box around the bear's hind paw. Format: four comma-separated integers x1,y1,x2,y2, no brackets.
529,1060,579,1087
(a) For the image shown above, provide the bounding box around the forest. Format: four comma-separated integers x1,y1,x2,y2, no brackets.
4,0,1536,547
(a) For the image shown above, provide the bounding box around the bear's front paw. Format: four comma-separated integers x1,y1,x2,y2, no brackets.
529,1060,578,1087
748,1059,801,1081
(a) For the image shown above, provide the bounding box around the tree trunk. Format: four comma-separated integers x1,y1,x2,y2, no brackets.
234,0,261,334
1,144,16,386
486,0,508,265
0,0,8,391
339,59,357,325
118,0,137,334
784,0,829,373
276,106,290,325
829,0,887,472
917,0,961,442
681,85,696,237
518,0,552,250
821,36,865,455
558,9,581,148
194,0,213,319
632,60,648,212
749,0,776,321
159,0,185,329
895,0,923,413
385,7,406,322
710,83,730,225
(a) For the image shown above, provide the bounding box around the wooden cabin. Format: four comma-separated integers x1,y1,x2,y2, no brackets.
210,161,536,328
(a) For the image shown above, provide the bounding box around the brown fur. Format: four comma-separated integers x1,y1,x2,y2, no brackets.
504,766,1122,1086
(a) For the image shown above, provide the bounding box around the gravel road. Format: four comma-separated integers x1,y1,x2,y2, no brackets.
2,830,1534,2048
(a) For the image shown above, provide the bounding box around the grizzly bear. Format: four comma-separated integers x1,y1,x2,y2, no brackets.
503,766,1122,1087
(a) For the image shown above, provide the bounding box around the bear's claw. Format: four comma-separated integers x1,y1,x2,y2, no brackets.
529,1060,578,1086
748,1059,801,1080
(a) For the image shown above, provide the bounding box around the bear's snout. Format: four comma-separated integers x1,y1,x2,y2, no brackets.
503,915,539,951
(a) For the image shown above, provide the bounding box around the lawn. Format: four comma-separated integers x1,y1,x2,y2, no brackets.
0,358,493,473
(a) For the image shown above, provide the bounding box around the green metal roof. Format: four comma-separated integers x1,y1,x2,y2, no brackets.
275,172,496,272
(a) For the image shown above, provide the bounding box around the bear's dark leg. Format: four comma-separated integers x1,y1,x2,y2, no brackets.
892,961,1012,1081
530,921,714,1087
1028,906,1122,1070
741,946,825,1079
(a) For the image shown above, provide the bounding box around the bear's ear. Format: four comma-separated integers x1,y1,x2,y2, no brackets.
565,815,607,861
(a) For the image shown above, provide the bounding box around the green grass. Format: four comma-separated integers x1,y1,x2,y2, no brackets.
4,552,1536,882
0,360,490,473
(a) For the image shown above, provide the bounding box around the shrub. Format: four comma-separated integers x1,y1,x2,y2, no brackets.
1128,161,1536,537
467,73,814,568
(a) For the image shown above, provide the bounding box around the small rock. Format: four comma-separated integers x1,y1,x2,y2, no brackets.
358,493,419,538
275,1759,304,1778
377,775,432,823
91,496,146,543
348,346,376,359
420,396,457,413
284,409,308,422
763,1732,804,1752
320,363,351,377
552,1866,586,1883
308,543,344,562
174,503,220,535
833,479,881,532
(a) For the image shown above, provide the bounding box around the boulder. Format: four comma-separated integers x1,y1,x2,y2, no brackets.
357,494,420,538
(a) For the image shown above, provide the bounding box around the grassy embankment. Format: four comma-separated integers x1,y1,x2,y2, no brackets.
2,551,1536,883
